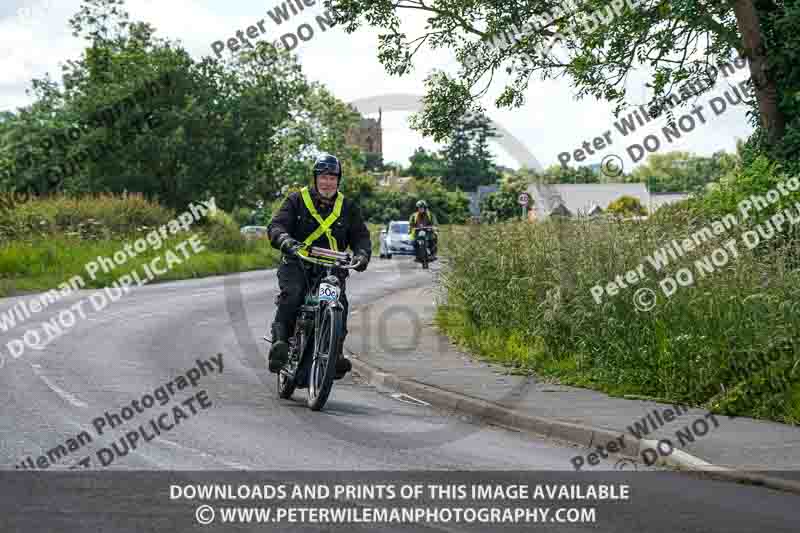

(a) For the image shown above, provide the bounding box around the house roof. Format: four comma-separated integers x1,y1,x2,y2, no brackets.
527,183,650,218
477,184,499,195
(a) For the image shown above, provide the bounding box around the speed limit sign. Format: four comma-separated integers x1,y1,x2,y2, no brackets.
518,192,529,206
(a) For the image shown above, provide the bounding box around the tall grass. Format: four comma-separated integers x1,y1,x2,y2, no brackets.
438,163,800,423
0,193,280,296
0,192,175,242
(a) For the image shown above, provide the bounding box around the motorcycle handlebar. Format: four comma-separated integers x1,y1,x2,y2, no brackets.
296,245,359,269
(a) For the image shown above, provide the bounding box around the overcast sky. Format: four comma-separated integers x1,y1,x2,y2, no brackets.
1,0,754,172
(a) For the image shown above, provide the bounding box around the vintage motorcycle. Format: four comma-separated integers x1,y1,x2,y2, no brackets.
413,225,437,269
269,245,359,411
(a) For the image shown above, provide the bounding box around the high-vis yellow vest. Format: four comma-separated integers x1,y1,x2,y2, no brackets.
298,186,344,261
409,211,435,238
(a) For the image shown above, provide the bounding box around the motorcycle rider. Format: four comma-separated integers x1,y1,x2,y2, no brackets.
409,200,438,259
266,153,371,379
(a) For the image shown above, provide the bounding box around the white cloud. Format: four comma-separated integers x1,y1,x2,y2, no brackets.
0,0,753,171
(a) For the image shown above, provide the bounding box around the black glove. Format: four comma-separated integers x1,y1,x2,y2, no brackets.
279,234,301,257
353,253,369,272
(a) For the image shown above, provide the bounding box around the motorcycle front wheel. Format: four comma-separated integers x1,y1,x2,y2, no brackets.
307,304,342,411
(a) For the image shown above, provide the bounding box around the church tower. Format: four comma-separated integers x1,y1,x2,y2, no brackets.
345,105,383,169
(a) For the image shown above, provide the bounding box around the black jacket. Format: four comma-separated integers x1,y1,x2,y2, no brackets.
268,187,371,258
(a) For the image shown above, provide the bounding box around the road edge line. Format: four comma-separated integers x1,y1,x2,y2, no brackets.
348,355,800,496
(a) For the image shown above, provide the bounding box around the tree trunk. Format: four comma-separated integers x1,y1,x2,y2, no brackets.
731,0,785,144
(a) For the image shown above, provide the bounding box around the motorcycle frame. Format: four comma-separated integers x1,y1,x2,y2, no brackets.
282,248,355,387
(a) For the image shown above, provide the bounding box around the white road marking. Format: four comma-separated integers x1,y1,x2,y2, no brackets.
135,312,170,320
390,392,431,407
89,310,164,324
190,290,223,298
62,450,171,470
35,418,170,470
29,364,88,408
88,312,128,324
156,437,252,470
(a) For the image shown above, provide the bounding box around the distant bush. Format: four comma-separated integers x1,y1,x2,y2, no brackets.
606,195,647,217
203,208,254,254
263,175,471,225
231,206,253,227
358,178,470,224
479,173,529,223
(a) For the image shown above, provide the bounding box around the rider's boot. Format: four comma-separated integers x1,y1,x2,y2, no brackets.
268,321,290,373
334,333,351,380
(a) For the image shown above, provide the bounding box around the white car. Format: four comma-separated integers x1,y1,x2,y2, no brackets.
240,225,268,239
379,220,414,258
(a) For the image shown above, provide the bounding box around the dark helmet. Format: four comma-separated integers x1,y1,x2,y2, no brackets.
416,200,428,209
313,153,342,189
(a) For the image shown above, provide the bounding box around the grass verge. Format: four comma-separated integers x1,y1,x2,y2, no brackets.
0,193,280,297
0,234,279,297
436,160,800,424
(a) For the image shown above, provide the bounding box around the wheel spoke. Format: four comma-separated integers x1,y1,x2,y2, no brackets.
310,309,331,400
306,304,341,410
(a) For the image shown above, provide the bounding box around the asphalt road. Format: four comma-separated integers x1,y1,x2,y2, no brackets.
1,258,798,532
